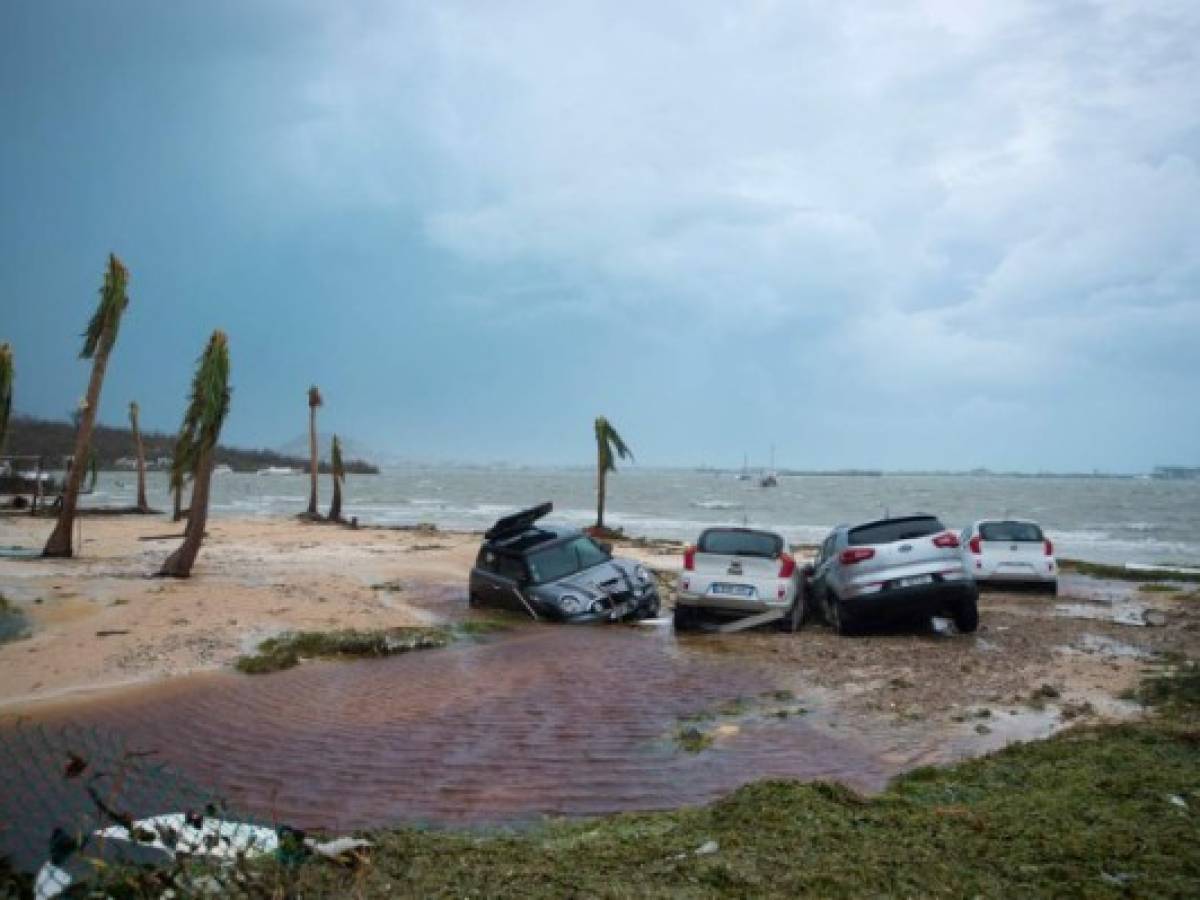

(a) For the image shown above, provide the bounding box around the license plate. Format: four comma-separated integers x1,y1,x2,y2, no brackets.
895,575,933,588
710,583,755,597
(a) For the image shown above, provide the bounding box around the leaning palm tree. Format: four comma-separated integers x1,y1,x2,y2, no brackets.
594,416,633,531
0,343,13,455
44,255,131,557
129,401,150,512
327,434,346,522
169,426,191,522
305,385,323,518
159,331,231,578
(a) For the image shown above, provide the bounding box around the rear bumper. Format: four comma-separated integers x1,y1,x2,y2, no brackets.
840,581,977,625
976,575,1056,591
676,590,792,616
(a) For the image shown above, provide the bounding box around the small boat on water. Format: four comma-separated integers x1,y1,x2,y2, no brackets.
213,464,233,474
758,445,778,487
256,466,301,476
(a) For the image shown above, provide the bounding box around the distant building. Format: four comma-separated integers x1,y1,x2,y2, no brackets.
1152,466,1200,480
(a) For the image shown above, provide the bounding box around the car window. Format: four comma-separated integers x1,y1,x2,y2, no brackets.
527,536,609,584
698,529,782,558
494,554,528,582
848,517,944,546
980,521,1044,542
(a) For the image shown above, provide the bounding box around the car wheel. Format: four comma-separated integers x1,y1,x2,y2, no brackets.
829,595,856,636
1047,581,1059,597
673,606,696,632
779,582,807,633
953,597,979,634
468,590,481,608
642,596,661,618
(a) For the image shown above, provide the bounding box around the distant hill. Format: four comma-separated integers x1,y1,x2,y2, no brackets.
3,415,380,474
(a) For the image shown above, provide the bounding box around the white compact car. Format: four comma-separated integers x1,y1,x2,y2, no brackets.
961,518,1057,593
674,527,806,631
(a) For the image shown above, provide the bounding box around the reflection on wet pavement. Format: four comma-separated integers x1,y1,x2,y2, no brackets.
4,620,905,832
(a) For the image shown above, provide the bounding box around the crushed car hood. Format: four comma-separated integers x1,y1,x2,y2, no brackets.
541,559,640,600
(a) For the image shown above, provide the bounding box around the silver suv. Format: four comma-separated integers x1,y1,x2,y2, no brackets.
809,514,978,635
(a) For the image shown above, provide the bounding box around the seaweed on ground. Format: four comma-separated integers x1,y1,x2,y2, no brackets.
235,628,450,674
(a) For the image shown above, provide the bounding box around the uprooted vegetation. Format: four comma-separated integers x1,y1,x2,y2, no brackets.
1059,558,1200,584
234,620,513,674
235,628,451,674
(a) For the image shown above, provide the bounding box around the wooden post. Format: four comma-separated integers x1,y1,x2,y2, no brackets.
33,456,43,514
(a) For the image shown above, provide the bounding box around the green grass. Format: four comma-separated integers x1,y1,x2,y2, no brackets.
1140,583,1184,593
259,663,1200,897
235,627,451,674
1060,558,1200,583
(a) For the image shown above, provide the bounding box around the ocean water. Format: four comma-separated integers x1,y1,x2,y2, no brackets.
83,467,1200,566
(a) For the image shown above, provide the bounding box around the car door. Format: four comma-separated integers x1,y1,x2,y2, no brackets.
473,550,522,611
490,552,532,613
811,533,836,598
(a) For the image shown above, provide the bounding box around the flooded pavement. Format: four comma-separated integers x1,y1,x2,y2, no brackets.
3,573,1196,850
2,618,902,836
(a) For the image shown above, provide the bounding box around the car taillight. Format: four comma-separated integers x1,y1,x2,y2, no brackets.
968,535,982,554
778,552,796,578
1044,539,1053,556
932,531,960,549
839,547,875,565
683,546,696,571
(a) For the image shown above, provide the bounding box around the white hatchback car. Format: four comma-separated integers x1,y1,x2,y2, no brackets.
674,527,806,632
961,519,1058,593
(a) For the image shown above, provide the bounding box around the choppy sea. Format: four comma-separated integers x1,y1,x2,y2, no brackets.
86,467,1200,566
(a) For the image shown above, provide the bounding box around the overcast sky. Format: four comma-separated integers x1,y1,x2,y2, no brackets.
2,1,1198,472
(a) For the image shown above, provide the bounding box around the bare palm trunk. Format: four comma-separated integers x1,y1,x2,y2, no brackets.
596,462,607,529
306,405,319,517
43,350,112,557
328,474,343,522
172,482,183,521
132,423,148,513
159,449,213,577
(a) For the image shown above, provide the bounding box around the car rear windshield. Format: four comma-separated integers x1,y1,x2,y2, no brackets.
980,521,1044,542
848,516,944,546
697,529,783,558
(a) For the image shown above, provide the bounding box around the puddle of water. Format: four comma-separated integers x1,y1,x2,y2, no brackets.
1054,602,1160,627
0,607,31,643
2,625,895,838
1058,633,1152,660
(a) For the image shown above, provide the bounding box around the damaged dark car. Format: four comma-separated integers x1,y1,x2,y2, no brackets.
468,502,661,622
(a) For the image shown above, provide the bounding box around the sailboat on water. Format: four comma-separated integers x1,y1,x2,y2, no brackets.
759,445,778,487
736,453,752,481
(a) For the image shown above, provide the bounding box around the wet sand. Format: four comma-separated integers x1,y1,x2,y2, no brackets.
2,512,1200,842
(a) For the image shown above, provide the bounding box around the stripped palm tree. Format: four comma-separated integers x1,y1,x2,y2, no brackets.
0,343,13,455
305,385,323,518
129,401,150,512
169,426,191,522
594,416,633,531
44,255,130,557
327,434,346,522
159,331,231,578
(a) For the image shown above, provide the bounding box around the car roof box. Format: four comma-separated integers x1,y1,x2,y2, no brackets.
485,501,554,540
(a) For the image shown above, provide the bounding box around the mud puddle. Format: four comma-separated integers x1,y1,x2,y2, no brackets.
1,619,923,838
1,585,1160,846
